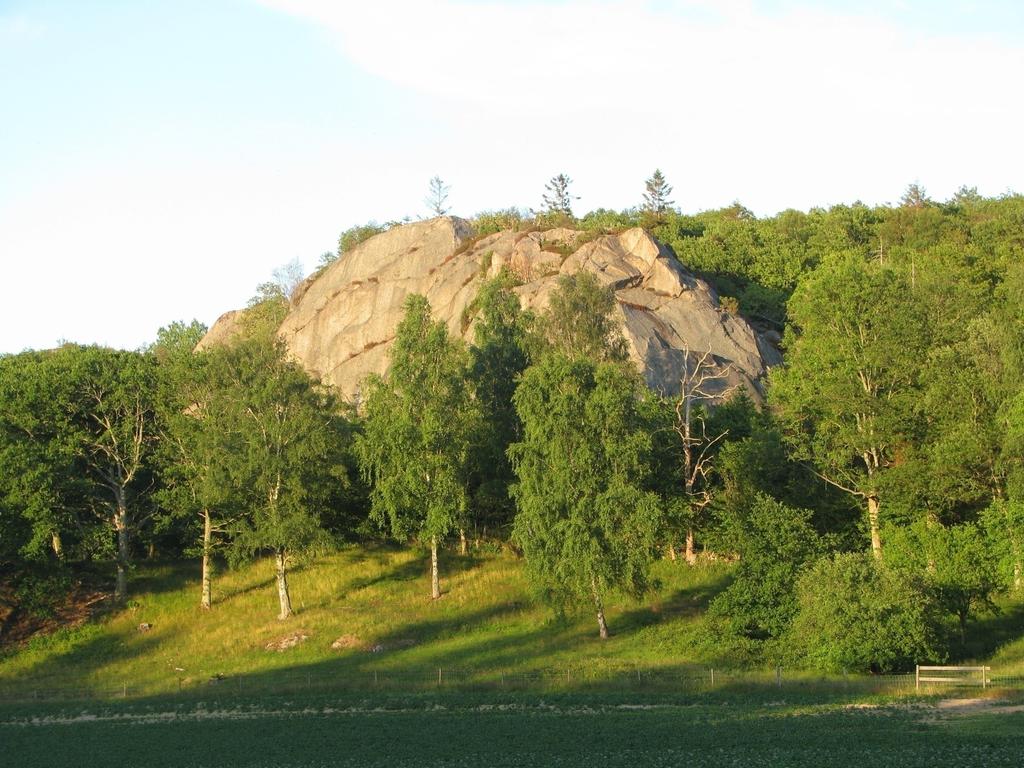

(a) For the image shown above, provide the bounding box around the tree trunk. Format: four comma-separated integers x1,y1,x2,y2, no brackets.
685,528,696,565
867,495,882,560
667,540,677,562
430,537,441,600
1014,559,1022,592
275,550,292,620
459,529,467,556
200,510,213,610
113,488,130,602
50,530,64,560
591,577,609,639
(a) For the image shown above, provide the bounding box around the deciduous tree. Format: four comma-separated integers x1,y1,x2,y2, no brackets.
510,355,661,638
216,336,345,620
357,295,477,599
771,255,928,558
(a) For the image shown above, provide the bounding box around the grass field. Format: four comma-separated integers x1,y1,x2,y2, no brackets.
3,690,1024,768
4,544,1024,699
0,545,740,697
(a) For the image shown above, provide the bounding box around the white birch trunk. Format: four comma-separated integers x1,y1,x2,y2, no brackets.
591,577,609,639
867,495,882,560
113,487,130,602
275,551,293,620
430,537,441,600
200,510,213,610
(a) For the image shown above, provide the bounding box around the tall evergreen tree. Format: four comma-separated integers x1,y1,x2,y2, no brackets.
642,169,674,215
541,173,578,217
425,175,451,217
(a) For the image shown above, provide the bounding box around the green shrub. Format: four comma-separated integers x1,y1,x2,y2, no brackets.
338,221,386,255
788,552,946,673
708,494,822,641
471,208,527,236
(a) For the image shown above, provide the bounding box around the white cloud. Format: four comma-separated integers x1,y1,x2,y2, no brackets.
2,1,1021,352
0,13,44,42
257,0,1024,211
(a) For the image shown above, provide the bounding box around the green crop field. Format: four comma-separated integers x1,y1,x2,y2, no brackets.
3,691,1024,768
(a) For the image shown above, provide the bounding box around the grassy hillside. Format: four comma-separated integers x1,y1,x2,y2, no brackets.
0,546,735,697
4,545,1024,699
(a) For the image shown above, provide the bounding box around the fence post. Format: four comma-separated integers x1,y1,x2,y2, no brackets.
915,665,919,692
122,682,127,698
710,668,715,687
437,667,442,686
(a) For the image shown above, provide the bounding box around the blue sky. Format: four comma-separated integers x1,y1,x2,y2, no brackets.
1,0,1022,352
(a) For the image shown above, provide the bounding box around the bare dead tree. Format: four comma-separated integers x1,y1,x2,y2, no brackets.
671,343,737,564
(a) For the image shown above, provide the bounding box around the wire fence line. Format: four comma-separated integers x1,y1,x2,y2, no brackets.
3,665,1022,704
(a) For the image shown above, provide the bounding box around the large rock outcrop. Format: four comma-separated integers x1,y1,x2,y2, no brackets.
201,217,781,401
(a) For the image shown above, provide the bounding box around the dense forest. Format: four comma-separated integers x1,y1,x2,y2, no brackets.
3,184,1023,674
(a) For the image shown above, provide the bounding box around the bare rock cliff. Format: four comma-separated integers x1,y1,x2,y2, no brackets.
201,217,781,401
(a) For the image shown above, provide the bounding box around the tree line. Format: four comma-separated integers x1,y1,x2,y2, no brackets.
2,187,1023,673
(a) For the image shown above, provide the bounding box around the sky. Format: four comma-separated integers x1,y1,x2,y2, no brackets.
1,0,1022,353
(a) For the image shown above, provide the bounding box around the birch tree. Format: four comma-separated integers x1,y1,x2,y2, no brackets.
771,254,927,559
153,329,239,610
72,347,158,601
357,295,476,600
510,355,662,639
216,336,345,620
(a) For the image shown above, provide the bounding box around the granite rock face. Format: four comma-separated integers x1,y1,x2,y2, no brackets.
200,217,781,401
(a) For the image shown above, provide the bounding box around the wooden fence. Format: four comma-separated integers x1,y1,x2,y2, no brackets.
915,665,990,691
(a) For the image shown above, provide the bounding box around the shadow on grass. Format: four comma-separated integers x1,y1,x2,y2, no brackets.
337,545,488,598
957,600,1024,663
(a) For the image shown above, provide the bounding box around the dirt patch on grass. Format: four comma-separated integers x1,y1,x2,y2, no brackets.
934,697,1024,716
0,579,110,649
265,632,310,652
330,634,362,650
